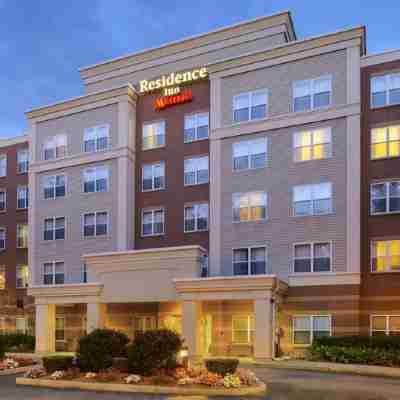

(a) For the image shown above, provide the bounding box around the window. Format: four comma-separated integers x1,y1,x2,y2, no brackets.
371,315,400,336
184,156,209,185
0,189,6,211
293,183,332,216
233,138,267,170
133,316,157,337
293,128,332,162
17,224,28,248
371,240,400,273
16,317,27,334
371,126,400,160
233,192,267,222
371,181,400,214
184,203,208,232
293,242,331,273
16,265,29,288
81,263,87,283
143,121,165,150
0,228,6,250
232,316,255,344
0,265,5,290
84,125,110,153
184,113,209,142
142,208,164,236
371,73,400,108
0,155,6,177
83,166,109,193
233,90,268,122
233,247,266,275
142,162,165,191
83,212,108,237
55,316,65,342
200,255,209,278
43,261,64,285
293,77,332,112
17,149,29,173
43,174,66,199
44,217,65,241
43,134,67,160
293,315,331,345
17,185,28,209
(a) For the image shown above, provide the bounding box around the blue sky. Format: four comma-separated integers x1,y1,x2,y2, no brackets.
0,0,398,137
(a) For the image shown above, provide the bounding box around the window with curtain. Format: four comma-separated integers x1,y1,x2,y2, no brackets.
371,240,400,272
142,208,164,236
184,203,209,232
232,138,267,170
17,224,28,248
293,242,331,273
293,128,332,162
184,156,209,185
43,261,64,285
293,315,331,345
83,166,109,193
43,135,67,160
16,265,29,288
233,247,266,275
143,121,165,150
293,183,332,216
232,316,255,344
83,212,108,237
184,113,209,142
142,162,165,191
43,174,66,199
17,149,29,173
17,185,28,209
233,191,267,222
84,125,110,153
371,126,400,160
371,73,400,108
233,90,268,123
293,77,332,112
371,181,400,214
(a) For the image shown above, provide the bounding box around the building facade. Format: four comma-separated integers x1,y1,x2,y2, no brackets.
21,11,397,359
0,136,33,334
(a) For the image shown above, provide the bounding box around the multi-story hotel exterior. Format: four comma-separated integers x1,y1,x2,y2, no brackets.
18,11,398,359
0,136,32,334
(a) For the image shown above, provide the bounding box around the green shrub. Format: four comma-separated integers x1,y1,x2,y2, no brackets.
0,339,5,361
205,358,239,376
77,329,129,372
112,357,129,372
42,355,74,373
313,335,400,351
0,333,35,353
127,329,183,376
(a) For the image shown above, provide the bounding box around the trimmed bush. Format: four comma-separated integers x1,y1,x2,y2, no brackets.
205,358,239,376
42,355,74,373
0,339,5,361
127,329,183,376
313,335,400,351
0,333,35,353
112,357,129,372
77,329,129,372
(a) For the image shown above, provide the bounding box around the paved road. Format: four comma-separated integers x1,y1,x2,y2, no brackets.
2,368,400,399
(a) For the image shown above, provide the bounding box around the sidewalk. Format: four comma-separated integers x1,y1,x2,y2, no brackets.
242,359,400,379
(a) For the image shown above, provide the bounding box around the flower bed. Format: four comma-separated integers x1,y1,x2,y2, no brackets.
0,357,35,371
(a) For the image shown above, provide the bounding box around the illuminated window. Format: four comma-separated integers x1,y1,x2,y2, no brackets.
0,265,5,290
232,192,267,222
143,121,165,150
293,183,332,216
371,315,400,336
233,90,268,123
184,203,208,232
83,166,109,193
233,247,266,275
293,128,332,162
232,316,254,344
0,155,7,177
0,189,6,211
371,181,400,214
16,317,27,334
17,224,28,248
141,208,164,237
233,138,267,170
43,261,64,285
43,135,67,160
160,315,182,335
371,126,400,159
83,212,108,237
84,125,110,153
293,76,332,112
184,113,209,142
44,217,65,241
55,316,65,342
17,149,29,173
371,240,400,273
43,174,66,199
133,316,156,337
184,156,209,186
16,265,29,288
293,242,331,273
371,73,400,108
17,185,28,209
142,162,165,191
293,315,331,345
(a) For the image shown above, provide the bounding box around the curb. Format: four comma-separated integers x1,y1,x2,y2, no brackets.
0,366,32,376
16,378,267,396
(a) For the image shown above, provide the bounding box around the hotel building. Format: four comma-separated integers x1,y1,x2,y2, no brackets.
19,11,398,359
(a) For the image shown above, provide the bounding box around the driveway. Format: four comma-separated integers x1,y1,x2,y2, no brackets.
2,367,400,399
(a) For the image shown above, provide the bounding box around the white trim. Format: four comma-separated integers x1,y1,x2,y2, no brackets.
232,246,268,276
292,182,333,217
292,241,333,273
82,211,109,238
184,112,210,143
370,180,400,215
42,173,67,200
141,161,165,192
184,155,209,186
370,72,400,109
183,202,209,233
43,216,66,241
83,124,111,154
232,89,269,124
141,207,165,237
82,165,110,194
232,136,268,172
42,260,65,286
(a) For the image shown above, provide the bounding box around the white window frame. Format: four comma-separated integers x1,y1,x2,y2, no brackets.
43,216,66,241
17,185,28,210
17,224,28,248
232,315,255,344
83,124,110,153
17,149,29,173
184,203,209,233
370,181,400,215
370,315,400,336
184,155,209,186
293,127,332,162
232,89,269,123
370,125,400,160
142,161,165,192
184,112,209,143
292,76,332,112
371,73,400,108
232,191,268,223
142,120,166,150
42,261,65,285
292,315,332,346
0,227,6,251
370,239,400,273
82,166,109,193
232,246,267,275
16,264,29,288
141,208,165,237
0,155,7,177
43,174,67,200
82,211,109,238
0,189,6,212
292,241,333,273
43,134,67,160
232,137,268,171
292,183,333,217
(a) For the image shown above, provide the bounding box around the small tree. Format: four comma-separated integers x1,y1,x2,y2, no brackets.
77,329,129,372
127,329,183,376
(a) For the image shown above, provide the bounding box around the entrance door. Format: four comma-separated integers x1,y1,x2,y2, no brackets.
203,314,212,355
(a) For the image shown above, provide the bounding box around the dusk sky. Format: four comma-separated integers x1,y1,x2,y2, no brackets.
1,1,399,137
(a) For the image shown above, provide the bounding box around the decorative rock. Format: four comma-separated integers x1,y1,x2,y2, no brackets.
85,372,97,379
50,370,65,380
124,374,141,384
24,365,46,379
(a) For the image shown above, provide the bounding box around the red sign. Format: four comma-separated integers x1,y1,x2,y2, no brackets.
154,89,193,110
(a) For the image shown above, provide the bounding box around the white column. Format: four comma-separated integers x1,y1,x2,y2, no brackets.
86,303,106,333
35,304,55,353
254,294,273,361
182,300,203,361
